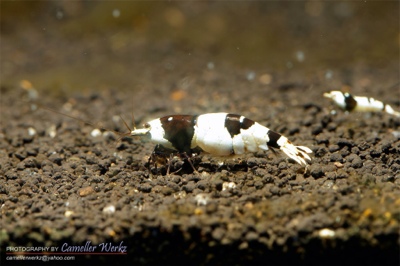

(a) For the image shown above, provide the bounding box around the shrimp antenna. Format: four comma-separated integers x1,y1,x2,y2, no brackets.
131,111,137,130
116,114,134,143
119,114,132,132
131,95,137,130
33,101,128,139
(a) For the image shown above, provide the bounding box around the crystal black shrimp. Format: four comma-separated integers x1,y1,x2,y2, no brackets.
131,113,312,173
324,91,400,117
32,102,313,174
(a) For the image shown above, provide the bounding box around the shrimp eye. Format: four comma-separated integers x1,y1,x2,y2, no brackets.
144,123,151,129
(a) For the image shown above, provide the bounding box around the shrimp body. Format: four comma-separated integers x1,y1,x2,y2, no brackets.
324,91,400,117
131,113,312,167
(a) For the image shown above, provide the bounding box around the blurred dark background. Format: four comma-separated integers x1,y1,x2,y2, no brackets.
1,1,398,94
